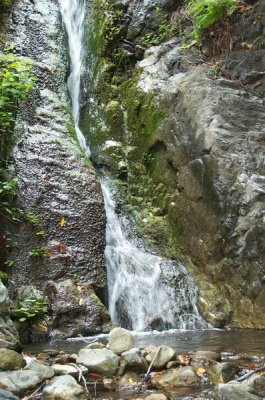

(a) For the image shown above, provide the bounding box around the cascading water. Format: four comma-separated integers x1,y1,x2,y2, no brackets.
58,0,90,157
59,0,210,331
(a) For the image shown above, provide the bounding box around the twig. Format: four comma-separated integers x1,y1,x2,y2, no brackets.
69,363,91,398
142,346,161,383
26,381,46,399
236,365,265,382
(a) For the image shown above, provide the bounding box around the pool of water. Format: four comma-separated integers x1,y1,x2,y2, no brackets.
24,328,265,356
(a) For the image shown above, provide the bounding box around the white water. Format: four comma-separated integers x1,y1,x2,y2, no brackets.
58,0,90,157
59,0,210,332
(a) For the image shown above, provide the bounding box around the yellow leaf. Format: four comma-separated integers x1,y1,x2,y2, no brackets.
129,378,136,384
59,217,65,227
77,285,83,292
37,322,47,331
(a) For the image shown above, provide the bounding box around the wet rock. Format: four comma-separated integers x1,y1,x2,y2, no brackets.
0,370,44,394
215,382,262,400
0,349,25,371
7,0,109,337
45,280,111,337
142,345,157,357
103,377,116,390
146,345,175,369
108,327,134,354
77,348,119,377
51,364,88,378
24,360,54,379
42,375,87,400
0,389,19,400
151,367,200,388
119,371,139,388
207,362,239,384
167,361,180,369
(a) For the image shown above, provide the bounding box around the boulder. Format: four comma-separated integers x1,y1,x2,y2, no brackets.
145,394,168,400
108,327,134,354
207,362,239,384
215,382,262,400
42,375,87,400
77,348,119,377
24,360,54,379
0,389,20,400
0,317,20,351
120,348,146,373
146,345,175,369
0,370,44,394
0,349,25,371
85,341,105,349
51,364,88,378
192,351,220,362
151,367,200,388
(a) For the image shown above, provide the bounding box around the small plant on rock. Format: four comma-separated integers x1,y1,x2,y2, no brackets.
13,296,48,322
28,246,48,258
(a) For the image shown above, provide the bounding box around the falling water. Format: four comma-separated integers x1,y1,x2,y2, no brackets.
58,0,90,157
59,0,210,331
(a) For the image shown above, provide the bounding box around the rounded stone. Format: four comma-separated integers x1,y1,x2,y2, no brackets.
108,327,134,355
0,349,25,371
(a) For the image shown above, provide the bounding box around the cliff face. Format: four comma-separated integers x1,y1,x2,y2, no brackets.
3,0,111,340
82,0,265,328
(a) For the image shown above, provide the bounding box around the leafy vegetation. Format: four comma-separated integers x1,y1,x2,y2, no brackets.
140,19,177,47
28,246,49,258
187,0,238,41
13,296,48,322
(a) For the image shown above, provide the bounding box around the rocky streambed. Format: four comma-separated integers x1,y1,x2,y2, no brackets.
0,327,265,400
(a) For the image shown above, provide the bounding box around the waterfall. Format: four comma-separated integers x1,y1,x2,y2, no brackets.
59,0,210,332
58,0,90,157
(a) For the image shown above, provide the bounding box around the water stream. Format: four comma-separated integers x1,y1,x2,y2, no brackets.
59,0,209,331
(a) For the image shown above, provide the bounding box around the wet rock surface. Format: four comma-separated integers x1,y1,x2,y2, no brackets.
5,0,109,338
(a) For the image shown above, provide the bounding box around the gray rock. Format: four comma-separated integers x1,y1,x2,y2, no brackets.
0,389,20,400
51,364,88,378
0,282,9,314
0,370,44,394
215,382,262,400
146,345,175,369
0,318,20,351
151,367,200,388
0,349,25,371
145,394,168,400
119,371,139,388
77,348,119,377
192,351,220,362
108,327,134,354
42,375,87,400
120,348,146,373
207,362,239,384
24,360,54,379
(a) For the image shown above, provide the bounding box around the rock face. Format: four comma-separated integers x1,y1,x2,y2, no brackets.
84,0,265,328
5,0,109,337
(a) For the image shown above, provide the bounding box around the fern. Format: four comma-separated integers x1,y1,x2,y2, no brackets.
187,0,237,40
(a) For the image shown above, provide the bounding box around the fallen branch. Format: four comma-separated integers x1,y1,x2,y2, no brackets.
25,381,46,400
142,346,161,383
69,363,91,398
236,365,265,382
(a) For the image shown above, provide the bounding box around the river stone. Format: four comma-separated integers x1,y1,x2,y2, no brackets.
24,360,54,379
42,375,87,400
108,327,134,354
146,345,175,369
119,371,139,388
85,341,105,349
0,389,20,400
0,349,25,371
215,382,262,400
51,364,88,378
151,367,200,388
0,282,9,314
145,394,168,400
207,362,239,383
77,348,119,377
0,370,44,394
120,348,146,372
